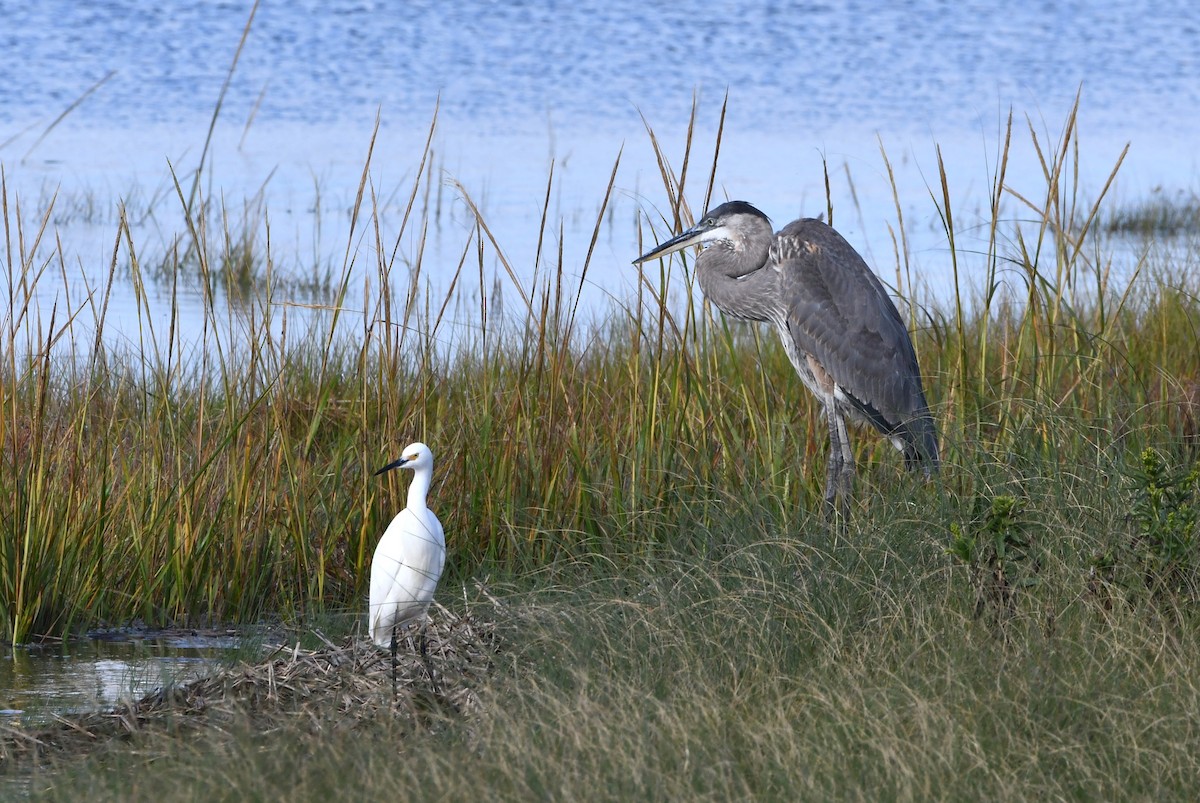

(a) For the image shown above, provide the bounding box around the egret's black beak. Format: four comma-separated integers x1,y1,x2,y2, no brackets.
633,224,708,265
374,455,412,476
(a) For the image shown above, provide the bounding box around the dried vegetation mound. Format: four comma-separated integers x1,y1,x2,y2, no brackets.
0,604,501,771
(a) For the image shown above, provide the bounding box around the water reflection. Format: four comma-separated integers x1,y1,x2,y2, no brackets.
0,633,241,728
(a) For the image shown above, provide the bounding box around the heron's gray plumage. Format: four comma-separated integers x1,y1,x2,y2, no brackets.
634,200,938,509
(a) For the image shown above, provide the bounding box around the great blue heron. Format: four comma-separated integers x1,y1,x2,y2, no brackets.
634,201,938,509
371,441,446,695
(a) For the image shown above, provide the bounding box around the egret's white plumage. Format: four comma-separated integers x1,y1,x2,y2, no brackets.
370,442,445,649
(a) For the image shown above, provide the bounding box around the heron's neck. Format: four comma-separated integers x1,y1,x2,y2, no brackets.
696,254,777,322
406,467,432,511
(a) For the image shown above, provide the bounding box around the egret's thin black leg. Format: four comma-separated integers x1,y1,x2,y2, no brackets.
390,625,398,702
419,623,440,697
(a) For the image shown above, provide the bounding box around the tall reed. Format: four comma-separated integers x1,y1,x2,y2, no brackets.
1,98,1197,645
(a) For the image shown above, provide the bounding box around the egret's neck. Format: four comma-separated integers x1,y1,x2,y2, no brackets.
406,466,432,511
696,257,778,323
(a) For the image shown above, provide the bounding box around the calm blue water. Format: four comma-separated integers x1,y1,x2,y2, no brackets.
5,0,1198,136
2,0,1198,353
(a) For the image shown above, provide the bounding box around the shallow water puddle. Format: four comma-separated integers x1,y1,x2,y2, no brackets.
0,631,242,728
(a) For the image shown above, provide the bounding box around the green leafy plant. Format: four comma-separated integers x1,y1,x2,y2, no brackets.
949,494,1038,626
1129,448,1200,602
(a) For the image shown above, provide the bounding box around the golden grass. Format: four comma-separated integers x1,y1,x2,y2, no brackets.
2,97,1199,645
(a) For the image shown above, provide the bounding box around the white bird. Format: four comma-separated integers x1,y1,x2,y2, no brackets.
370,441,446,693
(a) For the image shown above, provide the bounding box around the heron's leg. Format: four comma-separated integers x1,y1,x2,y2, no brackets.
822,407,856,519
823,406,844,514
833,410,856,499
390,624,398,702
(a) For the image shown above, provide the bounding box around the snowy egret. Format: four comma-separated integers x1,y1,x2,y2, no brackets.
371,441,446,695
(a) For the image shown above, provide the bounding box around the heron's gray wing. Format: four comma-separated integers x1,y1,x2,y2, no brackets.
774,219,938,462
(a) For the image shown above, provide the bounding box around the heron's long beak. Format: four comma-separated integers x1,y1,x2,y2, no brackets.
633,224,707,265
374,455,412,476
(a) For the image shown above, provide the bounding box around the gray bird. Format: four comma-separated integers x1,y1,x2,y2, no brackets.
634,201,938,510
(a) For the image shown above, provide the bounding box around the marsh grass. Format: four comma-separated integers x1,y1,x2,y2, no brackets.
3,90,1200,794
16,502,1200,800
3,96,1200,644
1105,187,1200,238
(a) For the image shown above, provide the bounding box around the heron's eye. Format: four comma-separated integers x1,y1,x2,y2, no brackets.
702,217,715,227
